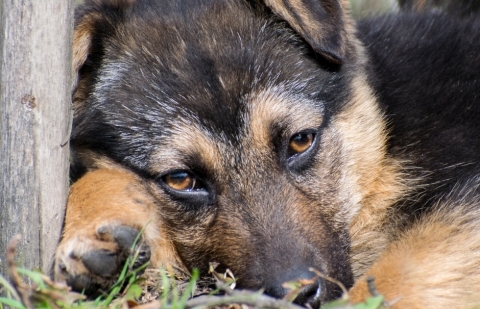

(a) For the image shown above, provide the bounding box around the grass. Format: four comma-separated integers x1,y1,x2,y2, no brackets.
0,236,388,309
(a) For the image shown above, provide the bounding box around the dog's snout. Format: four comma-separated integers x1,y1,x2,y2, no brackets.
263,268,322,308
293,279,322,308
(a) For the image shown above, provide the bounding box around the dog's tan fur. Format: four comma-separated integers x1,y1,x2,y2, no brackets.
349,200,480,308
55,168,183,284
335,76,409,278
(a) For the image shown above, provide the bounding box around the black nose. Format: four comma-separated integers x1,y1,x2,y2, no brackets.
263,269,322,308
293,279,322,308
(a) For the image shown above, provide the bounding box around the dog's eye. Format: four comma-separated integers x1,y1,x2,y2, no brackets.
157,170,213,208
163,171,203,191
288,132,315,158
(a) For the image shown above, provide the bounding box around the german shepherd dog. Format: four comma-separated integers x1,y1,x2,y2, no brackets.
54,0,480,307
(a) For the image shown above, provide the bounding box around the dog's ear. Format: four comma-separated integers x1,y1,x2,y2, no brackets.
72,0,134,88
72,8,99,88
261,0,351,64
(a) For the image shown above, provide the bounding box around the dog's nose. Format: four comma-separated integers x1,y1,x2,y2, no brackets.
293,279,322,308
263,269,322,308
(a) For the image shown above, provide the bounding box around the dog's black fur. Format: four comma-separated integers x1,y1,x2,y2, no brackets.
71,0,349,180
359,13,480,216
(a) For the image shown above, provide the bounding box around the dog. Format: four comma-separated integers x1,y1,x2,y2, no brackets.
54,0,480,307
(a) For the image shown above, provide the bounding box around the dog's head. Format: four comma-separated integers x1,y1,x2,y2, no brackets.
71,0,402,305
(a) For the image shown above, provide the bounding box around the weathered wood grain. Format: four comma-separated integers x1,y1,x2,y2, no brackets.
0,1,73,275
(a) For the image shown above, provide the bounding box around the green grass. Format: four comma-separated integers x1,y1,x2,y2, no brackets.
0,263,387,309
0,236,387,309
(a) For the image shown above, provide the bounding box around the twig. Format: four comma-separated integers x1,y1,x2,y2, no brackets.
366,276,380,297
309,268,349,300
6,234,34,309
183,289,306,309
215,281,236,296
366,276,396,308
134,286,305,309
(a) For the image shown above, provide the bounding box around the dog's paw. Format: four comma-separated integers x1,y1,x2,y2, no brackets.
54,224,151,296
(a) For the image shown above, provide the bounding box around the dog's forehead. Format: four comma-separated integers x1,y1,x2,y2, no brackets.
97,1,325,115
86,0,343,171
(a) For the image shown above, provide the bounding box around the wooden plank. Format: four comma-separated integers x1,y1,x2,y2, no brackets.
0,1,73,275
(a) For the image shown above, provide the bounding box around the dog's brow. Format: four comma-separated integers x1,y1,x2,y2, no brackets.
248,88,324,146
149,120,221,173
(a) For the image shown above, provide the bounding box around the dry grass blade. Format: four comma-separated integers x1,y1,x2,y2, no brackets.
309,268,348,299
7,234,34,309
4,235,86,309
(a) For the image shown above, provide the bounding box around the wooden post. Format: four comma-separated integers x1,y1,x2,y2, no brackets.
0,1,73,275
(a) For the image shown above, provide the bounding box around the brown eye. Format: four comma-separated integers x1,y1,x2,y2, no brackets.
158,170,212,207
163,171,199,191
288,132,314,157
